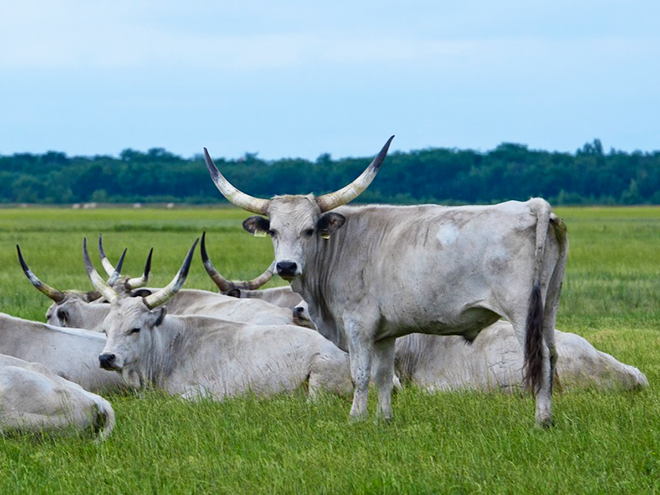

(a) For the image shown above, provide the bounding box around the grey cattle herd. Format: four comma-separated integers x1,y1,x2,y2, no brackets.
0,137,647,441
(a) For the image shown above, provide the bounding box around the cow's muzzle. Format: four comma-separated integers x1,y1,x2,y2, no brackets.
276,261,299,280
99,353,120,370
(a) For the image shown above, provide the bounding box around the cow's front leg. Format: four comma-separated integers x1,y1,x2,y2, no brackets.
372,337,396,421
346,320,374,420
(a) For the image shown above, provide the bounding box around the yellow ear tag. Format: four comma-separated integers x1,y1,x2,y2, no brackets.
254,231,268,238
321,233,331,240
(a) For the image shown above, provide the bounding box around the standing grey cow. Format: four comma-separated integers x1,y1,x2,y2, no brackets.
0,354,115,440
203,136,569,427
0,312,126,393
85,240,353,399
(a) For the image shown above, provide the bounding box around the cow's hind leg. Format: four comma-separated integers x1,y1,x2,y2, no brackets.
372,337,397,421
510,305,553,428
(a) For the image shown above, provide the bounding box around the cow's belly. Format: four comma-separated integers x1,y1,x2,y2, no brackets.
379,307,502,341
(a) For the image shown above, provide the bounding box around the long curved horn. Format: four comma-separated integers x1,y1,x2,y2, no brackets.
143,239,198,309
16,245,66,303
126,248,153,290
98,234,116,276
83,238,119,304
240,261,275,290
203,148,270,215
200,232,274,291
200,231,231,291
106,248,127,286
316,135,394,212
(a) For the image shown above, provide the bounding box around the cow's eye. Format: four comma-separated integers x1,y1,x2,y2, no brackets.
303,229,314,238
130,327,141,334
267,229,277,238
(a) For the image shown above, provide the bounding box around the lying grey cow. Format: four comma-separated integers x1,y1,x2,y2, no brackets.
228,286,304,309
0,354,115,440
395,321,648,392
140,288,304,326
19,243,302,330
37,287,305,331
0,312,126,393
204,136,569,427
86,239,353,399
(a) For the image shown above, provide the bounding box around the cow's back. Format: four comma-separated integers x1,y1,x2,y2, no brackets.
0,313,125,393
163,290,297,326
165,319,351,399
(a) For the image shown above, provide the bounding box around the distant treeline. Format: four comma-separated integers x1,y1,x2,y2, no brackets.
1,140,659,206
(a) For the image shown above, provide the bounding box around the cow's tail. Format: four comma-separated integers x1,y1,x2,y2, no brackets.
523,199,552,395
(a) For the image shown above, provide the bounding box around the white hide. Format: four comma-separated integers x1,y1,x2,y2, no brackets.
49,289,304,332
395,321,648,392
0,354,115,440
0,312,126,393
231,286,304,309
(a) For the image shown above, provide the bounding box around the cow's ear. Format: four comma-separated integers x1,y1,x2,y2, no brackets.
131,289,153,298
85,291,102,302
243,216,270,237
153,307,167,327
224,288,242,298
317,212,346,239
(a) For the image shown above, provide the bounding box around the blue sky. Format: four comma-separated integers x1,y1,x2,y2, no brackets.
1,1,658,160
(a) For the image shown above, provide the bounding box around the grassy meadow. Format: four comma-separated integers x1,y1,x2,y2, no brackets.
0,205,659,493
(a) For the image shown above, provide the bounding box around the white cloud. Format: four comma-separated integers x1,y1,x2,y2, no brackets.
2,0,658,72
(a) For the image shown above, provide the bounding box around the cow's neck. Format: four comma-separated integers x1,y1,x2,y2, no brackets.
289,223,364,352
141,316,189,387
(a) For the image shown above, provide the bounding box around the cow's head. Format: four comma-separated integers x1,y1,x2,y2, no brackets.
204,136,393,281
292,301,316,329
82,237,197,389
46,298,111,330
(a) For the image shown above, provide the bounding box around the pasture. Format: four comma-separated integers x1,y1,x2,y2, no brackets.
0,206,659,493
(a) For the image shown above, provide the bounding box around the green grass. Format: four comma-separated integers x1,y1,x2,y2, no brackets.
1,206,659,494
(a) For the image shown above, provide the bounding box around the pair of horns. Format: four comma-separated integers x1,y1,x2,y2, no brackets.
203,136,394,214
200,232,273,292
83,238,198,310
17,245,101,303
98,234,152,290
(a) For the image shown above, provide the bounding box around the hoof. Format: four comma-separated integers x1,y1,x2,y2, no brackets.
348,411,368,423
535,416,555,429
